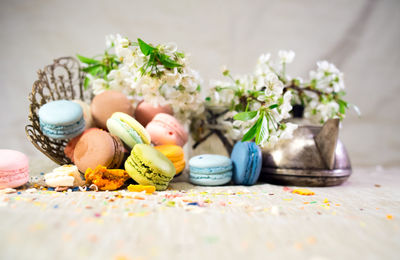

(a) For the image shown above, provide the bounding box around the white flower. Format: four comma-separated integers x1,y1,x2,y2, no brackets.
304,100,340,123
91,78,108,95
164,42,178,54
280,123,297,139
317,61,339,74
115,34,129,48
258,53,271,64
264,73,283,96
310,61,345,93
278,50,295,64
105,34,116,49
280,91,293,119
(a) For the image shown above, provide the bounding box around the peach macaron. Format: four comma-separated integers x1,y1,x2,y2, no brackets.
134,101,173,127
73,128,125,173
91,90,134,130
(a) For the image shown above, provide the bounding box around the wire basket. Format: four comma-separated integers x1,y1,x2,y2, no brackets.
25,57,91,165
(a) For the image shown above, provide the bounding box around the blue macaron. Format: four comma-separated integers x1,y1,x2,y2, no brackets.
189,154,232,186
231,141,262,185
38,100,85,139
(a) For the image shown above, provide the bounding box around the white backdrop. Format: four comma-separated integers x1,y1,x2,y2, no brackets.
1,0,399,167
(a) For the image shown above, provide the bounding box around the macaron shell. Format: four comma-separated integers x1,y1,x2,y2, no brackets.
231,141,262,185
248,143,262,185
0,150,29,189
64,128,97,162
134,101,173,126
189,171,232,186
146,113,188,147
91,90,134,129
154,145,184,161
39,100,83,126
73,129,124,173
154,145,185,175
173,160,186,174
107,112,151,148
189,154,232,174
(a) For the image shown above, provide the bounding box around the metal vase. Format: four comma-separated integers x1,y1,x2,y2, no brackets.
260,119,352,186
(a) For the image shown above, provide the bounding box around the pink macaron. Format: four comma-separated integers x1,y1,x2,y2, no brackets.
0,149,30,189
146,113,188,147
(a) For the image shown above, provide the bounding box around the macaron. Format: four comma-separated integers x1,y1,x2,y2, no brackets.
73,100,94,130
38,100,85,139
64,128,97,162
189,154,232,186
134,101,173,127
106,112,151,149
154,145,185,175
146,113,188,147
231,141,262,185
125,144,175,191
91,90,134,129
73,128,125,173
0,149,29,189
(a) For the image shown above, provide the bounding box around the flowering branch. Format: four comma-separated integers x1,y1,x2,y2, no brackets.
198,50,358,148
77,34,205,122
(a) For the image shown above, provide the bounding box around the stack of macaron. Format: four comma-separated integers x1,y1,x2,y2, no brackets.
188,141,263,186
37,90,189,191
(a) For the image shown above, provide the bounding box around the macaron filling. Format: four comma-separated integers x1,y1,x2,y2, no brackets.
110,117,144,145
189,165,233,175
40,117,85,138
0,172,29,182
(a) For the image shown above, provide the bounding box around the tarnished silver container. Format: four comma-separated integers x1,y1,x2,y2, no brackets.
260,119,352,186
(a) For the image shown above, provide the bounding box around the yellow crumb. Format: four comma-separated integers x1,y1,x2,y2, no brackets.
127,184,156,194
292,188,315,196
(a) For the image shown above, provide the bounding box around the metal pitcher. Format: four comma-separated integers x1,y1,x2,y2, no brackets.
260,118,351,186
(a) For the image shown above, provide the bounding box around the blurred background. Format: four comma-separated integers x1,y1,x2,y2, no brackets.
0,0,399,168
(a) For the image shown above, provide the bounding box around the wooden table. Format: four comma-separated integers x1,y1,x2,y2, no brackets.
1,163,399,260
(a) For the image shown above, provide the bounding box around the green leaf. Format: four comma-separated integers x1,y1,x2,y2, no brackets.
255,115,268,145
82,64,103,75
338,99,348,114
222,69,230,76
175,52,185,58
83,76,90,90
205,97,211,102
242,117,261,142
233,111,258,121
76,54,99,65
196,85,201,92
138,38,155,56
159,54,182,68
268,104,279,109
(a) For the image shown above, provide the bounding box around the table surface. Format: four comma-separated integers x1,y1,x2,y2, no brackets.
1,162,399,260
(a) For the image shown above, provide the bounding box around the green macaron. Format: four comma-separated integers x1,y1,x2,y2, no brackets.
106,112,151,149
125,144,175,191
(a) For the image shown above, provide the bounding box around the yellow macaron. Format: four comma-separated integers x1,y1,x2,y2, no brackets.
154,145,185,175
